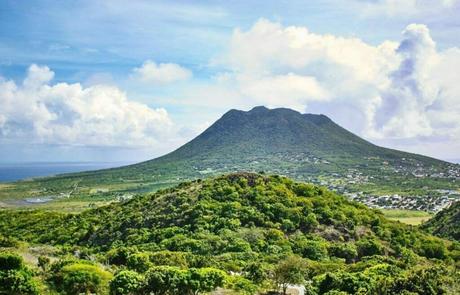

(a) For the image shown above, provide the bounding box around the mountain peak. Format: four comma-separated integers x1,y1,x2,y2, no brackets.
244,106,331,123
165,105,376,162
249,105,270,113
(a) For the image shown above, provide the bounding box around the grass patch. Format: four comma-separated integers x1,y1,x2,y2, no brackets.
382,209,433,225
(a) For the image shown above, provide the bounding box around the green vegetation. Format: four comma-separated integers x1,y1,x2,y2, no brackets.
0,173,459,294
1,107,458,211
50,261,112,295
0,252,39,294
423,201,460,241
272,256,307,295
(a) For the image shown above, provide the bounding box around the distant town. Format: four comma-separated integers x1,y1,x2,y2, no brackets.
345,190,460,212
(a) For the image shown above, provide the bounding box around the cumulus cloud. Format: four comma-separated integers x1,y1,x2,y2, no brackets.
238,73,330,110
371,23,460,141
212,19,460,145
0,64,173,147
132,60,192,84
373,24,438,138
214,19,397,116
209,19,397,114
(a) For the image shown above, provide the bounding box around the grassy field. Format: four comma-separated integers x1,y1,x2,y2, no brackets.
382,209,433,225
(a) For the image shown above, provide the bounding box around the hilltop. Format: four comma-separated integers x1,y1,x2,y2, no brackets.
0,173,458,294
1,106,458,210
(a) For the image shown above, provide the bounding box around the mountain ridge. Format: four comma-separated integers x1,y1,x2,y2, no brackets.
141,106,444,165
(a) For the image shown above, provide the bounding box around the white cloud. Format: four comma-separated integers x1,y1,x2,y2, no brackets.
359,0,460,17
371,24,460,141
0,64,174,147
209,19,460,148
373,24,439,138
213,19,398,113
23,64,55,89
132,60,192,84
225,19,398,84
235,73,330,111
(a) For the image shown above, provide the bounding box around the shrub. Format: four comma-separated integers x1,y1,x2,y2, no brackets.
149,250,188,268
127,252,152,273
273,256,307,295
227,276,258,295
110,270,144,295
144,266,226,295
0,252,39,295
0,251,24,271
356,237,384,258
418,239,447,259
328,243,358,263
52,262,112,295
106,247,138,266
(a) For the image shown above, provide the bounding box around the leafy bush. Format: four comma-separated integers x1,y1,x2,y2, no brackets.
226,276,258,295
273,256,307,295
110,270,144,295
290,234,328,260
315,271,376,294
50,261,112,294
328,243,358,263
106,247,138,266
0,252,39,295
356,237,385,258
387,266,452,295
149,250,189,268
144,266,226,295
418,238,447,259
0,234,20,248
127,252,152,273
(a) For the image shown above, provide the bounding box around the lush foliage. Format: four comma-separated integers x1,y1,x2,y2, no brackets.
0,252,39,294
48,259,112,295
423,201,460,241
109,270,144,295
0,173,459,294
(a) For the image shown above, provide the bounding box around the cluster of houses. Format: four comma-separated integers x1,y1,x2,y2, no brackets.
272,151,330,165
30,154,458,213
344,191,460,213
385,160,460,180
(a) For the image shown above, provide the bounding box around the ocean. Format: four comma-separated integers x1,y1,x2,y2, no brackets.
0,162,133,182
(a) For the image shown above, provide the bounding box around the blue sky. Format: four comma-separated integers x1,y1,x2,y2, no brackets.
1,0,460,162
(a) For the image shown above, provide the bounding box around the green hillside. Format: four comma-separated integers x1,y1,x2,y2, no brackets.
423,201,460,241
0,173,459,294
1,107,458,209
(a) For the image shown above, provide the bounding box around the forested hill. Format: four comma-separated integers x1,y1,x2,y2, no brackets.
423,201,460,241
0,173,449,251
0,173,458,293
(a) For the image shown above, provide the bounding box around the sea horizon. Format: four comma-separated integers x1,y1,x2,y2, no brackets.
0,161,135,183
